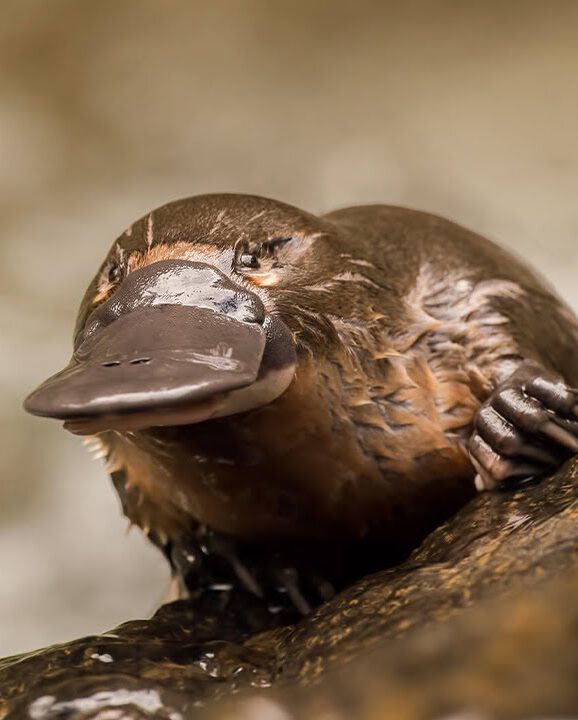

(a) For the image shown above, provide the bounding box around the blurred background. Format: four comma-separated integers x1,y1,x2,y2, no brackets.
1,0,577,657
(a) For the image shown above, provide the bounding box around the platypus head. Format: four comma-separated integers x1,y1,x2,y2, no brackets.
25,194,357,437
26,197,300,432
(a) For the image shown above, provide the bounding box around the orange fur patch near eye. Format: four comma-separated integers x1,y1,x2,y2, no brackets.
246,271,281,287
127,241,221,272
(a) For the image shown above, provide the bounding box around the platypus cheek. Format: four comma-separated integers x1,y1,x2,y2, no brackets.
24,260,296,433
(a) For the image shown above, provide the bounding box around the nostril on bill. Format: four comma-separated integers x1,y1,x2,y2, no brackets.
101,360,121,368
129,357,151,365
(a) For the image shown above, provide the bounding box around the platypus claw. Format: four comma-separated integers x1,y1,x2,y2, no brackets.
170,529,335,615
469,361,578,491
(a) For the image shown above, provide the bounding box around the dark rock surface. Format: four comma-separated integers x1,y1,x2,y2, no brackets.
2,459,578,719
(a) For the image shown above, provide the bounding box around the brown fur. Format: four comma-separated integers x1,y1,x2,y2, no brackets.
70,195,578,574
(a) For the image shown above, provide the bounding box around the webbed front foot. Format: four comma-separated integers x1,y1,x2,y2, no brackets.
169,527,335,616
469,361,578,490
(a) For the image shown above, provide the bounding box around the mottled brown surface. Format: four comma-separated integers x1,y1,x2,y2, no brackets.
261,459,578,681
215,572,578,720
2,459,577,718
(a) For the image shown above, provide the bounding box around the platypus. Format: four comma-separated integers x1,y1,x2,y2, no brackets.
24,194,578,608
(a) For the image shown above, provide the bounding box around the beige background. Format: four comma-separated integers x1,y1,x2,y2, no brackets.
1,0,577,656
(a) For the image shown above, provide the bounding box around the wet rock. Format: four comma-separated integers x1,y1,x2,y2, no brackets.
1,459,578,719
213,572,578,720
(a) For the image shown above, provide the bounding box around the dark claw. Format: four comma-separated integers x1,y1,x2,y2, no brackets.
273,566,312,615
541,420,578,453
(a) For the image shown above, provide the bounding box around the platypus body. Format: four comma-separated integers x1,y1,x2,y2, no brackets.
25,195,578,606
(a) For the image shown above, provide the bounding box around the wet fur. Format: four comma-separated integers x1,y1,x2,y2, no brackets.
77,196,578,582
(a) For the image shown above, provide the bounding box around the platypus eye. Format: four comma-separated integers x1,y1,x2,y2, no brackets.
234,240,262,272
106,262,123,283
240,251,260,269
93,255,126,306
234,237,293,274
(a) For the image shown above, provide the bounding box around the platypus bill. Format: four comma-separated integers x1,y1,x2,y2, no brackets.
25,194,578,609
